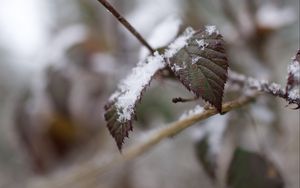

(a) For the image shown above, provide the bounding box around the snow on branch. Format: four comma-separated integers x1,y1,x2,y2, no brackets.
228,53,300,109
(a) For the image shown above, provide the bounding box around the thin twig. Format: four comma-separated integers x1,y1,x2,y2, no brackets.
228,70,300,108
97,0,155,53
32,94,258,188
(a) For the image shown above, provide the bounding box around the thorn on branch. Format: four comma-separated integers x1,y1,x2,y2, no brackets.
172,96,199,103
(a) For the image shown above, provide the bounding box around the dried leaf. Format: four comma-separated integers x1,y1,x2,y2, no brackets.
168,26,228,112
227,147,284,188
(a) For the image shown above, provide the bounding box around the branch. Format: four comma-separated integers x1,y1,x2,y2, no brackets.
228,70,300,108
33,94,258,188
96,0,155,53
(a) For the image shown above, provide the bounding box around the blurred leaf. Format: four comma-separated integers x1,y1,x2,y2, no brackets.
46,66,71,116
194,135,217,181
227,147,284,188
168,26,228,112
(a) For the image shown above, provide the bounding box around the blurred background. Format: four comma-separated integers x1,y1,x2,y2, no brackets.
0,0,299,187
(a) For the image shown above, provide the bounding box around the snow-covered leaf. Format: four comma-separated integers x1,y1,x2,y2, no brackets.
167,26,228,112
227,147,284,188
104,52,165,150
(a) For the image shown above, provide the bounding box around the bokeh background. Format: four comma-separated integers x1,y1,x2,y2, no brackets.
0,0,299,187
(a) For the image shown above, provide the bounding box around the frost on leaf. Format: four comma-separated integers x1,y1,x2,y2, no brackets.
104,52,165,150
167,26,228,112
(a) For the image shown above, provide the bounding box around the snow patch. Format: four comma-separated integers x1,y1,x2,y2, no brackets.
205,25,218,35
269,83,282,94
192,57,201,64
110,52,166,122
288,59,300,80
196,39,208,50
164,27,195,58
288,89,300,100
179,105,204,120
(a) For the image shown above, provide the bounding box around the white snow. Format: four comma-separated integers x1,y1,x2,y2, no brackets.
196,39,208,50
179,105,204,120
139,16,181,59
172,61,187,72
173,64,183,72
192,57,201,64
247,77,263,90
269,83,282,94
228,70,285,96
288,59,300,80
288,89,300,100
256,4,296,29
110,52,166,122
205,25,218,35
164,27,195,58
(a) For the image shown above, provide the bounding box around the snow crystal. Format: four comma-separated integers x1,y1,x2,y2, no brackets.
179,105,204,120
269,82,281,94
196,39,208,50
288,59,300,80
205,25,218,35
110,52,166,122
173,64,182,72
164,27,195,58
288,89,300,100
247,77,262,90
192,57,200,64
